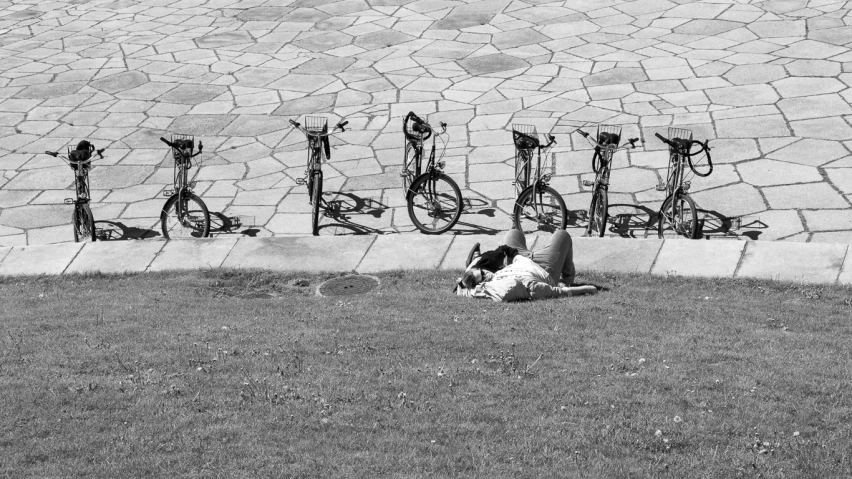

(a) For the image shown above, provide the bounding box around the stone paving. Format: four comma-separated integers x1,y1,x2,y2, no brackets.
2,0,852,245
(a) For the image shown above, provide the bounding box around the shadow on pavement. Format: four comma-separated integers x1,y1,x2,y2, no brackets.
95,221,160,241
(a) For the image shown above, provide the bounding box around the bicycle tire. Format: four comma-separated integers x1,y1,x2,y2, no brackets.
402,143,420,195
513,185,567,234
161,192,210,239
515,149,532,193
407,172,462,234
311,170,323,236
73,203,96,243
658,192,698,239
586,188,608,237
592,148,602,174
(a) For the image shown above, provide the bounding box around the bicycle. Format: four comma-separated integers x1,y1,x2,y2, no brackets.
45,140,104,243
159,135,210,239
402,111,462,234
510,124,565,234
290,116,348,236
654,127,713,239
575,125,639,237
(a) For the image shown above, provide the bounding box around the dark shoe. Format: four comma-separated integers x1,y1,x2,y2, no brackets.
465,242,481,269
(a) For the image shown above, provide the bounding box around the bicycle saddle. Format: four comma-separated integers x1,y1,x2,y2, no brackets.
404,116,432,142
513,130,539,149
597,132,620,146
69,140,93,164
173,139,194,152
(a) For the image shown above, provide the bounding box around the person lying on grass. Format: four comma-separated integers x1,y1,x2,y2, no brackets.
454,228,598,302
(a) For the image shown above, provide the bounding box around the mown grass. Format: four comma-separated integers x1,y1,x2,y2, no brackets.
1,269,851,478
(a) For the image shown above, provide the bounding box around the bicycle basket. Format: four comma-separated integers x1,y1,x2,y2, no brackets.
67,141,93,169
305,116,328,134
596,124,622,146
512,124,539,150
668,127,692,143
170,134,198,168
403,113,432,143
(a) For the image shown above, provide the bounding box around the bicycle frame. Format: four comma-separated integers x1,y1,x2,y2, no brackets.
163,134,200,217
658,127,693,199
70,160,91,205
404,114,447,195
512,125,556,215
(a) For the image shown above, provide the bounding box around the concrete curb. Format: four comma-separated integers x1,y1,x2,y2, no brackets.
0,235,850,286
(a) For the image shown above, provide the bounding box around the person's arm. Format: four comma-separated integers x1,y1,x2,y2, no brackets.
526,281,597,299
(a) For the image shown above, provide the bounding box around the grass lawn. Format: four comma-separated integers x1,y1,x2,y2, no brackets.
1,269,851,478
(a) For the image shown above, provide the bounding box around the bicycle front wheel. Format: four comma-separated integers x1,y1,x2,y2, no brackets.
513,185,567,234
407,173,462,234
587,188,609,237
311,170,323,236
72,203,96,242
515,149,532,196
658,192,698,239
161,193,210,239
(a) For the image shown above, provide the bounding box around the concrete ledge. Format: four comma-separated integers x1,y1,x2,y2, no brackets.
357,234,453,273
652,240,745,278
148,237,238,272
222,236,375,272
66,240,165,274
735,241,848,284
839,252,852,286
573,237,663,274
0,242,83,276
0,234,850,287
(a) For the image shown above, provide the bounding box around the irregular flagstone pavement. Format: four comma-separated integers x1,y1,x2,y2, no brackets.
2,0,852,245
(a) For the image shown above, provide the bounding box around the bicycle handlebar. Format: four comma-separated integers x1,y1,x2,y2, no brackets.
45,151,58,157
578,129,638,150
290,118,349,137
96,148,105,159
160,137,174,148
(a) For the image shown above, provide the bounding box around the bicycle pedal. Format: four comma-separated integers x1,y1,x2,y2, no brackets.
64,198,74,204
163,190,174,196
582,180,594,187
655,184,667,191
294,177,306,186
682,181,691,191
399,169,412,178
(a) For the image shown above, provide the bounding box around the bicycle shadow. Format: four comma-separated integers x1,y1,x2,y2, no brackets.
318,191,391,235
209,212,244,235
697,209,761,240
451,197,501,235
606,204,657,238
94,221,160,241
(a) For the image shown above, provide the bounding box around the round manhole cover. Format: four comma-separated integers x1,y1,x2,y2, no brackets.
317,275,380,297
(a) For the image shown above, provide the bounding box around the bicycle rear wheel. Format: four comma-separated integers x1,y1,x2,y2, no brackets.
586,188,608,237
513,185,567,234
161,193,210,239
311,170,323,236
72,203,96,242
658,192,698,239
407,173,462,234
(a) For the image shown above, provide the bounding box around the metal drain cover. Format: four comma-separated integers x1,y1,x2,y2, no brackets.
317,275,380,297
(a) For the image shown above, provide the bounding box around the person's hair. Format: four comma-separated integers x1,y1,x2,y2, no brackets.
470,245,517,273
